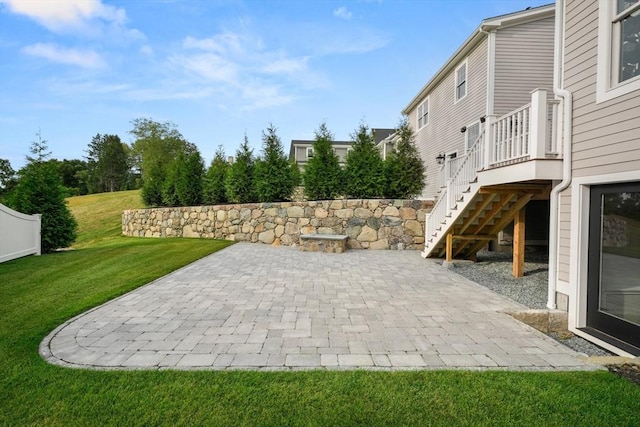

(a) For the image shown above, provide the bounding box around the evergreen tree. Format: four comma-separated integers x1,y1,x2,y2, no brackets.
255,124,296,202
203,146,229,205
9,133,77,253
86,134,130,194
303,122,343,200
343,123,385,198
290,160,302,188
161,151,184,207
383,119,426,199
176,144,204,206
140,161,165,206
225,135,256,203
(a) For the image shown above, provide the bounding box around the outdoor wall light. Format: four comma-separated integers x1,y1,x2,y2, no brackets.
436,152,446,165
480,116,486,123
460,126,467,133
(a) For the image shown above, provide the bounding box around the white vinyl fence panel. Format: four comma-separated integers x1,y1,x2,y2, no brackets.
0,203,41,263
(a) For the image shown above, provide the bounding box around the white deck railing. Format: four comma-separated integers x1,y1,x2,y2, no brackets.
425,89,559,252
0,203,41,263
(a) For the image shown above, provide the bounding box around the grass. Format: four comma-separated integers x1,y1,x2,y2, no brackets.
1,190,639,426
66,189,144,248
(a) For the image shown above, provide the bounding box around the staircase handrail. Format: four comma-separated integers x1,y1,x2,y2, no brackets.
425,128,485,242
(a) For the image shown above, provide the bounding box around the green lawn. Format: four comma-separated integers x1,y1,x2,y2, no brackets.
1,191,639,426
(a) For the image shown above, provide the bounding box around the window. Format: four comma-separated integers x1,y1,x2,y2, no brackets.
597,0,640,102
417,98,429,128
455,61,467,102
465,122,480,152
306,147,314,159
616,0,640,82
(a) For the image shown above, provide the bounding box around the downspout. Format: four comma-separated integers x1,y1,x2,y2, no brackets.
548,0,573,309
479,25,495,118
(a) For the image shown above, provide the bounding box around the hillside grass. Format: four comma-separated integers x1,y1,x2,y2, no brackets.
1,190,639,426
66,189,144,248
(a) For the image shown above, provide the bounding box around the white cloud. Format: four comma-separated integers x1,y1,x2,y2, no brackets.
22,43,105,69
240,82,295,110
333,6,352,20
183,33,244,55
315,29,389,55
169,33,325,109
261,56,309,75
140,45,154,56
0,0,144,43
171,52,238,83
0,0,125,32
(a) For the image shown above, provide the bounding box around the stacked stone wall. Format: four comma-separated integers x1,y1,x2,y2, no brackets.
122,199,433,250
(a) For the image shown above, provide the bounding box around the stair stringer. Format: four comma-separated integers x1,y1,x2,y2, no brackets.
421,179,482,258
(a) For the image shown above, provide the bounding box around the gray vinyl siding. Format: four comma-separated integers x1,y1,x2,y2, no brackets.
294,145,310,163
493,16,555,116
409,38,488,199
558,191,572,282
556,0,640,281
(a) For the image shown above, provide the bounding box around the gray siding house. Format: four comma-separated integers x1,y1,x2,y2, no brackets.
409,0,639,357
404,4,561,266
403,4,556,200
555,0,640,356
289,128,395,171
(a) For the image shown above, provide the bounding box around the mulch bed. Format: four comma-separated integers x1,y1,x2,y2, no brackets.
607,364,640,385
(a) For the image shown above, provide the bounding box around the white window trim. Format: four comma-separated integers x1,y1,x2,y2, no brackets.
568,170,640,357
596,1,640,104
306,147,314,159
464,120,481,154
454,59,468,103
417,98,429,129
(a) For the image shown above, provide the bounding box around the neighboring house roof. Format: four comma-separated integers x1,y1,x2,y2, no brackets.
402,3,554,115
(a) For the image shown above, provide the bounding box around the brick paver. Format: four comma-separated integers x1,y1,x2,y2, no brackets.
40,243,598,371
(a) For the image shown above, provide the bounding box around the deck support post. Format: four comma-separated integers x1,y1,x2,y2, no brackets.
446,232,453,262
513,208,525,277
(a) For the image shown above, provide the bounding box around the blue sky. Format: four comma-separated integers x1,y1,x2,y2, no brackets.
0,0,551,170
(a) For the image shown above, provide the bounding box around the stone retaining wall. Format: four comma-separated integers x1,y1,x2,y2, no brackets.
122,199,433,250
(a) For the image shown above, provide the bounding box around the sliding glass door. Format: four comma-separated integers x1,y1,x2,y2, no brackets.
586,182,640,354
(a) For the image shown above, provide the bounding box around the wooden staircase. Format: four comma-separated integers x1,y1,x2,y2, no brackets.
424,182,550,261
423,89,562,273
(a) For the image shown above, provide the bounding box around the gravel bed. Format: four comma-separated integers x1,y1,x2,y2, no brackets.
449,249,613,357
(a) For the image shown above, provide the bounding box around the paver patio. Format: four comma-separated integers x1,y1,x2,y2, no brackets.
41,243,598,371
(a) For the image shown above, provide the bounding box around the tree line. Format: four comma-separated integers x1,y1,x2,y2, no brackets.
134,118,425,207
0,117,424,252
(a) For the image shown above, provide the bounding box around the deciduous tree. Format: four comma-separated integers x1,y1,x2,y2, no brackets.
130,118,189,206
0,158,17,202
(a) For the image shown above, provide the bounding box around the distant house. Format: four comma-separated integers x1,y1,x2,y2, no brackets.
289,128,395,171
